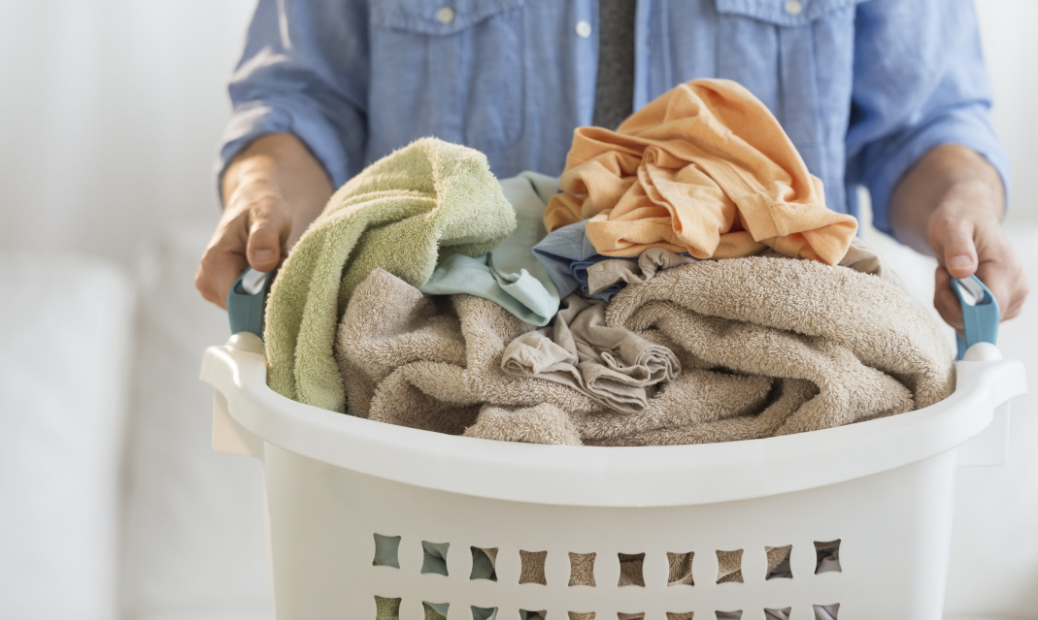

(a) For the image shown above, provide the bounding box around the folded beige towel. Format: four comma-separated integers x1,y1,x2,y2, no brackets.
265,138,515,412
338,246,952,445
587,237,894,296
501,294,680,413
337,269,603,436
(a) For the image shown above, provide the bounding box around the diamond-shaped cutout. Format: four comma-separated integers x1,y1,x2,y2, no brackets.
568,552,596,586
374,596,400,619
421,541,449,576
618,552,645,587
667,551,694,586
471,605,498,620
716,549,743,584
520,550,548,585
470,547,497,581
814,540,841,574
423,601,450,620
372,534,400,568
765,545,792,580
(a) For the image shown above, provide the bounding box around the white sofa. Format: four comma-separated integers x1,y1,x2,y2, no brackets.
1,223,1035,620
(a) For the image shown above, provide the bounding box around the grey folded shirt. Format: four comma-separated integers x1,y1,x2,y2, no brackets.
501,294,680,414
587,247,698,294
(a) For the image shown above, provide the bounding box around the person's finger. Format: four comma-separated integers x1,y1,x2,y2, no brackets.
940,218,978,279
196,235,249,310
245,195,291,272
976,257,1028,322
933,265,964,331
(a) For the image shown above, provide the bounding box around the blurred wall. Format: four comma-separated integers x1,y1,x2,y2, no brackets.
977,0,1038,226
0,0,254,264
0,0,1037,266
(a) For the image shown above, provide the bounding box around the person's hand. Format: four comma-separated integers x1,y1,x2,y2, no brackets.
195,134,332,309
890,144,1028,331
928,183,1028,331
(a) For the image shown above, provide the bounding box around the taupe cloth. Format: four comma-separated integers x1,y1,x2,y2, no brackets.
587,237,895,295
337,247,952,445
586,248,697,294
501,294,680,413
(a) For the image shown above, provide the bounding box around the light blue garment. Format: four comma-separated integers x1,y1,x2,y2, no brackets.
532,220,634,302
419,172,560,326
219,0,1008,236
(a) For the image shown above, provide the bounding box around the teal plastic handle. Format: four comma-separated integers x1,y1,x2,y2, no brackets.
227,268,276,339
951,275,999,360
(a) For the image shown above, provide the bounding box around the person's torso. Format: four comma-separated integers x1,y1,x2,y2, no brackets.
365,0,864,214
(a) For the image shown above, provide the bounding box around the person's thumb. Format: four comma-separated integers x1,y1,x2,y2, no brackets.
941,220,978,279
246,198,291,272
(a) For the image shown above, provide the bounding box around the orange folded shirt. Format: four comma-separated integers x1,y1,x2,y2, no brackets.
544,79,857,265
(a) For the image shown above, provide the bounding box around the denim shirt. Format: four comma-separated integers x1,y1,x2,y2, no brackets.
219,0,1008,235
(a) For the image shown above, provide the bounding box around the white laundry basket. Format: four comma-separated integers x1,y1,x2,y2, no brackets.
202,331,1025,620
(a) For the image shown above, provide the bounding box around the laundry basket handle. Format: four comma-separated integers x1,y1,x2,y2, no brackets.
951,274,999,360
226,267,276,339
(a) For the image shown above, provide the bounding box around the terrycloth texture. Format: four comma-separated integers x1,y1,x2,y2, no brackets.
420,172,561,326
586,237,888,297
587,248,697,294
338,252,952,445
336,270,605,434
264,138,515,411
500,294,680,413
532,219,635,301
544,79,858,264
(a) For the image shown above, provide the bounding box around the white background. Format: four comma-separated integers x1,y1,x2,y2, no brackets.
0,1,1036,619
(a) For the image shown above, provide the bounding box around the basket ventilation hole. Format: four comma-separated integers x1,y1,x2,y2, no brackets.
471,605,498,620
764,607,791,620
617,614,645,620
715,549,744,584
423,601,450,620
667,551,694,586
374,595,401,620
519,550,548,585
666,613,694,620
617,552,646,587
568,552,596,587
765,545,793,580
813,539,842,574
372,534,401,568
520,610,547,620
569,613,595,620
470,547,498,581
715,612,742,620
813,603,840,620
421,541,450,576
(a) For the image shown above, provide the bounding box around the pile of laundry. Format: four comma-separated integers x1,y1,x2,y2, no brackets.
262,79,953,447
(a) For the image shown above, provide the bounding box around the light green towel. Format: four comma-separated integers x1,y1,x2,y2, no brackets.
420,172,561,325
265,138,516,411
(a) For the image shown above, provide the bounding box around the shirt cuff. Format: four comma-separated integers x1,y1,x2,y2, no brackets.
214,97,351,203
861,105,1010,237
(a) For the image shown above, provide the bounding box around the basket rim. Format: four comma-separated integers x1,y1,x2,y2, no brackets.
201,334,1027,507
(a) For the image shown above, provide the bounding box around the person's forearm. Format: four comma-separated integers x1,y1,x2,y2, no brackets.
888,144,1004,257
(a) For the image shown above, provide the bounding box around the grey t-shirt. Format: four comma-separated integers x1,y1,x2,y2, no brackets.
592,0,637,130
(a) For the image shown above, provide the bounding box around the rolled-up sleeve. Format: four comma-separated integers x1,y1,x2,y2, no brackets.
216,0,369,192
846,0,1009,236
